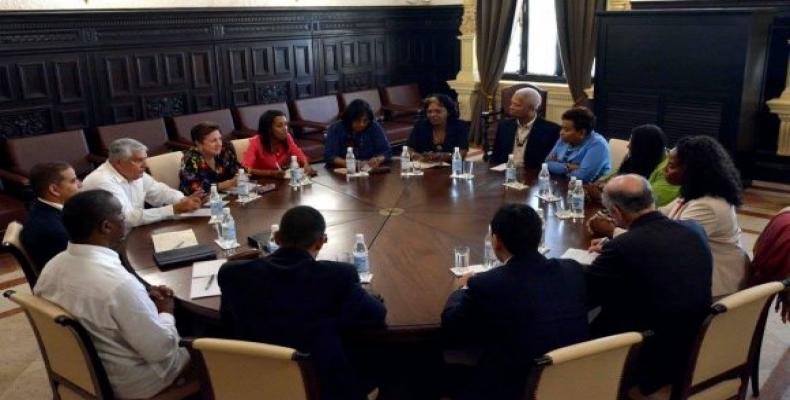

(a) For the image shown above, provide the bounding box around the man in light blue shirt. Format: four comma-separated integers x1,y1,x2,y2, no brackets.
545,107,611,182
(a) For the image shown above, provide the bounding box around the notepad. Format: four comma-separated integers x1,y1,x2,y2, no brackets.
190,259,226,299
490,163,507,172
176,208,213,219
151,229,199,253
414,161,450,170
561,248,599,265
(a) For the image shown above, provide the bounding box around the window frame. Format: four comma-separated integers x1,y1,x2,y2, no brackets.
503,0,567,83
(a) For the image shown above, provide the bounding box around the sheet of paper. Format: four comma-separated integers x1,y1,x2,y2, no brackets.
176,208,212,218
561,248,599,265
359,272,373,284
503,182,528,190
450,264,489,277
151,229,198,253
202,200,229,208
235,194,261,205
190,274,221,299
192,259,226,278
415,161,450,170
490,163,507,171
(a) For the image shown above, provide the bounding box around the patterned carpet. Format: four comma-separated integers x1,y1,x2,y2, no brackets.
0,178,787,400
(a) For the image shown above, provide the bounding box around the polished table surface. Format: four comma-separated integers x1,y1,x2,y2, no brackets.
124,160,596,333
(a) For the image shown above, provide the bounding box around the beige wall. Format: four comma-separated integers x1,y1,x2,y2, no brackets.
2,0,461,10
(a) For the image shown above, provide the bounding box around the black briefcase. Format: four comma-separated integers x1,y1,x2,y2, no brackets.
153,244,217,269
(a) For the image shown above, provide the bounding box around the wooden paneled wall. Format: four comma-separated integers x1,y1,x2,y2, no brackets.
0,7,461,139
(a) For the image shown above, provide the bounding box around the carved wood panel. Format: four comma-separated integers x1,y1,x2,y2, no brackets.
0,7,461,142
94,47,218,123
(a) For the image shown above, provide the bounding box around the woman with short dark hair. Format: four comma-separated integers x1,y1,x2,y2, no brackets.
179,121,240,194
406,94,469,162
324,99,392,169
242,109,314,179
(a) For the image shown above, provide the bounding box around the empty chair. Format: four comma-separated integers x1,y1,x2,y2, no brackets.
170,109,237,146
95,118,188,161
1,222,38,289
234,103,290,137
146,151,184,190
289,95,340,142
4,290,198,400
608,138,629,172
0,130,96,188
671,280,787,400
525,332,645,400
0,193,26,235
184,337,320,400
380,84,422,123
341,89,412,145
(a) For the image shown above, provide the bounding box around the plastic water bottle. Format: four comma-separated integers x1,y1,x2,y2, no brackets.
451,146,462,177
538,163,551,198
268,224,279,253
345,147,357,176
220,208,237,246
571,180,585,218
483,225,497,269
237,168,250,198
566,176,577,209
289,155,302,188
352,233,369,274
209,184,223,221
400,146,411,176
505,154,516,184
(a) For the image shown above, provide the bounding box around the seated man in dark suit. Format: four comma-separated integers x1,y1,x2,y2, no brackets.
218,206,387,400
489,87,560,168
586,174,712,397
21,162,81,270
442,204,589,400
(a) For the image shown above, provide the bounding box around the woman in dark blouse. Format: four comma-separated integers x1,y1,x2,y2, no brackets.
407,94,469,162
179,121,240,195
324,99,392,168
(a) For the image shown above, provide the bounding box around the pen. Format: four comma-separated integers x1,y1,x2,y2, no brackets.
173,241,185,249
205,274,215,290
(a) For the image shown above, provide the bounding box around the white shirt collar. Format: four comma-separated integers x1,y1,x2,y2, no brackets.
103,161,132,184
37,198,63,210
66,242,122,266
516,115,537,130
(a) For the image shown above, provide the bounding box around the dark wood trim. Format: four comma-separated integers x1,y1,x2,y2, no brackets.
631,0,790,10
0,7,461,144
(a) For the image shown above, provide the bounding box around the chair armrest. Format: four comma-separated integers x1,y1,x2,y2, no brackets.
0,169,29,187
86,153,107,165
290,120,329,130
382,104,419,114
166,140,192,151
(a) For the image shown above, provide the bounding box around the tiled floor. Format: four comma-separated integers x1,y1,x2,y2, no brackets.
0,179,787,400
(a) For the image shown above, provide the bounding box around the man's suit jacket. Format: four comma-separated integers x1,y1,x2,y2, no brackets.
218,247,387,400
489,117,560,168
21,200,68,272
442,251,588,400
586,211,712,394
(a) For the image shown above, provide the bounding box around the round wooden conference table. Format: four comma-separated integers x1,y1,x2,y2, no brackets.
124,159,596,335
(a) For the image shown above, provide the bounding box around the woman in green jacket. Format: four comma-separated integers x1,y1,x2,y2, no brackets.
586,124,679,206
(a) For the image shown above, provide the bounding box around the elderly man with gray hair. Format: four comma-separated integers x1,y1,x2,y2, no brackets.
585,174,712,398
489,86,560,168
82,138,203,228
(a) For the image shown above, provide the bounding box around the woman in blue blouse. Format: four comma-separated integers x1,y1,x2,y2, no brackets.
545,106,611,183
407,94,469,162
324,99,392,168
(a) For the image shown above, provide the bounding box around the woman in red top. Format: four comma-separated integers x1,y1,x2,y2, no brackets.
242,110,315,178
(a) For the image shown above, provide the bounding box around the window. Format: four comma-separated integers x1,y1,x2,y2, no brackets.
504,0,565,82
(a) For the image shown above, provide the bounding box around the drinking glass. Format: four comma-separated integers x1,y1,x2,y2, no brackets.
453,246,470,269
463,160,474,179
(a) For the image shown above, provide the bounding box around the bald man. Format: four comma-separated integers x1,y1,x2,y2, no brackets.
586,174,712,397
489,87,560,168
